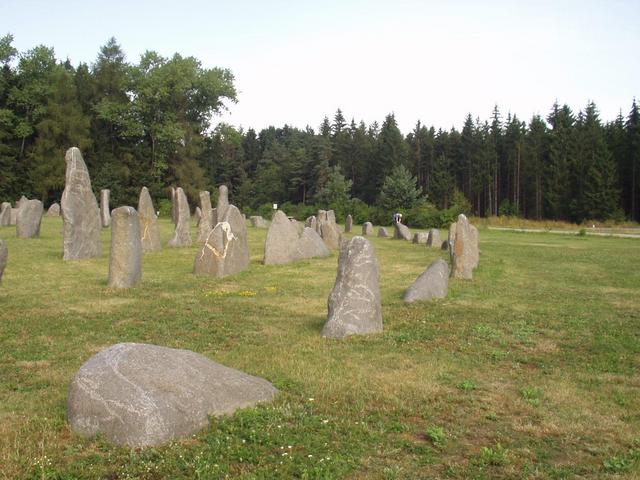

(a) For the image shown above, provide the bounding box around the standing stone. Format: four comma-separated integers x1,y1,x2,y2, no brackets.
250,216,268,228
16,195,28,210
449,214,479,280
470,224,480,268
10,208,18,225
0,239,7,282
170,187,177,225
194,205,249,278
321,236,382,339
197,191,213,243
108,207,142,289
67,343,278,447
137,187,162,253
317,209,342,250
216,185,229,222
0,202,11,226
305,215,317,231
441,240,449,251
403,259,449,303
345,214,353,233
194,207,202,226
378,227,390,238
61,147,101,260
362,222,374,235
413,232,429,244
427,228,441,248
168,187,191,247
100,189,111,228
16,199,43,238
47,203,61,217
263,210,301,265
394,221,412,241
297,227,330,259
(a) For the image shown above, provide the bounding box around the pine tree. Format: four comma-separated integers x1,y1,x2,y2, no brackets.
545,102,575,219
378,164,422,211
626,100,640,220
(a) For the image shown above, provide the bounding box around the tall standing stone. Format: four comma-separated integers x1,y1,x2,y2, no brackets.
62,148,101,260
321,236,382,339
264,210,305,265
194,207,202,226
0,239,7,283
449,214,479,280
47,203,61,217
194,205,249,278
0,202,11,226
170,187,177,225
215,185,229,224
16,195,28,209
345,214,353,233
16,199,43,238
197,191,213,243
317,209,342,250
138,187,161,253
9,208,18,225
100,189,111,228
168,187,192,247
427,228,441,248
108,207,142,289
403,259,449,303
362,222,374,235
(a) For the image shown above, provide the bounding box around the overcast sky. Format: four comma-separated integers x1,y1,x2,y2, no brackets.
3,0,639,133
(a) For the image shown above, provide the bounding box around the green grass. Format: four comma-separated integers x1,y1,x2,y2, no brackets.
1,217,639,479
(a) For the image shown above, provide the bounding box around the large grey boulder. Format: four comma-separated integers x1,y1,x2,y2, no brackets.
0,240,7,282
263,210,329,265
345,214,353,233
362,222,374,236
449,214,479,279
47,202,61,217
108,207,142,288
377,227,390,238
168,187,192,247
61,147,101,260
250,216,268,228
297,227,330,259
317,209,342,250
197,191,213,243
16,199,43,238
413,232,429,244
100,189,110,228
403,259,449,303
0,202,11,226
138,187,161,253
194,205,250,278
427,229,441,248
67,343,278,447
322,236,382,339
394,222,412,241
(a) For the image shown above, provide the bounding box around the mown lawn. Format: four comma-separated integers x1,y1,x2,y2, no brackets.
0,216,639,479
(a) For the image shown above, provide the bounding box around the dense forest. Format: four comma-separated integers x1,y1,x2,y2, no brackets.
1,36,639,226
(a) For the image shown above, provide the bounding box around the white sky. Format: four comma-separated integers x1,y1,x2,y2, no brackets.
3,0,639,132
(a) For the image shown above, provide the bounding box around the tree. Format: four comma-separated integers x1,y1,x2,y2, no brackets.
378,164,423,211
314,166,352,208
626,100,640,220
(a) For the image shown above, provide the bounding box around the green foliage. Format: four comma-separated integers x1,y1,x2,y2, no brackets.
425,426,446,447
520,386,543,406
378,164,423,211
477,443,509,466
314,166,352,219
498,198,520,217
457,380,477,391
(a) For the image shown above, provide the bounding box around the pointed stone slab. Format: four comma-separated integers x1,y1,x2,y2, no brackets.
61,147,101,260
322,236,382,339
449,214,479,280
404,259,449,303
138,187,161,253
263,210,301,265
16,199,43,238
47,203,61,217
394,222,412,241
168,187,192,247
0,202,11,226
362,222,374,235
215,185,229,224
427,228,441,248
67,343,278,447
108,206,142,289
317,209,342,250
378,227,389,238
0,239,7,283
345,214,353,233
197,191,213,243
100,189,111,228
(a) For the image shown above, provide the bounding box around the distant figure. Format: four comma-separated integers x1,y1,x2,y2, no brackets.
392,212,403,224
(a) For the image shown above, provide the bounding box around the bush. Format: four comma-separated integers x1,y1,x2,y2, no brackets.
157,198,172,218
499,199,520,217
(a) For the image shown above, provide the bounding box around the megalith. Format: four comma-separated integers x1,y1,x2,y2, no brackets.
0,239,7,282
16,199,43,238
449,214,479,279
168,187,192,247
100,189,110,228
378,227,390,238
108,206,142,289
345,214,353,233
427,228,441,248
0,202,11,226
197,191,213,243
137,187,162,253
362,222,374,235
47,203,61,217
394,221,412,241
403,259,449,303
413,232,429,244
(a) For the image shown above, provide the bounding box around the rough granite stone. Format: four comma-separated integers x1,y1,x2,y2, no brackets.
100,189,111,228
297,227,330,259
0,202,11,226
317,210,342,250
61,147,101,260
264,211,329,264
16,199,43,238
16,195,28,209
377,227,390,238
322,236,382,339
0,239,7,282
427,228,441,248
47,202,61,217
108,207,142,288
168,187,192,247
170,187,177,225
362,222,374,235
138,187,162,253
305,215,317,230
66,343,278,447
194,206,202,226
413,232,429,244
216,185,229,223
394,222,412,241
345,214,353,233
194,205,249,278
9,208,18,225
403,259,449,303
449,214,479,279
250,216,268,228
197,191,213,243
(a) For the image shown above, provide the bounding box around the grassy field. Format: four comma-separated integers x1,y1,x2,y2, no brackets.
1,216,639,479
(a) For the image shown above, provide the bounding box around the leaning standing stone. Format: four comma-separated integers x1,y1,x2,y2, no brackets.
427,228,441,248
138,187,162,253
0,202,11,226
61,147,101,260
394,222,412,241
100,189,111,228
108,207,142,289
0,239,7,282
16,199,43,238
413,232,429,244
403,259,449,303
168,187,192,247
322,236,382,339
66,343,278,447
362,222,374,235
378,227,389,238
345,214,353,233
47,203,61,217
197,191,213,243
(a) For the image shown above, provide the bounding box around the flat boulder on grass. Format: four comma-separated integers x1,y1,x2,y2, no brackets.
0,240,7,282
16,199,43,238
378,227,389,238
413,232,429,244
194,205,250,278
394,222,412,241
108,207,142,289
362,222,374,235
427,228,441,248
322,236,382,339
403,259,449,303
47,203,61,217
138,187,161,253
67,343,278,447
1,202,12,226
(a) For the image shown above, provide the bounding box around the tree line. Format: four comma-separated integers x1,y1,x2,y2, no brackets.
1,35,638,225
